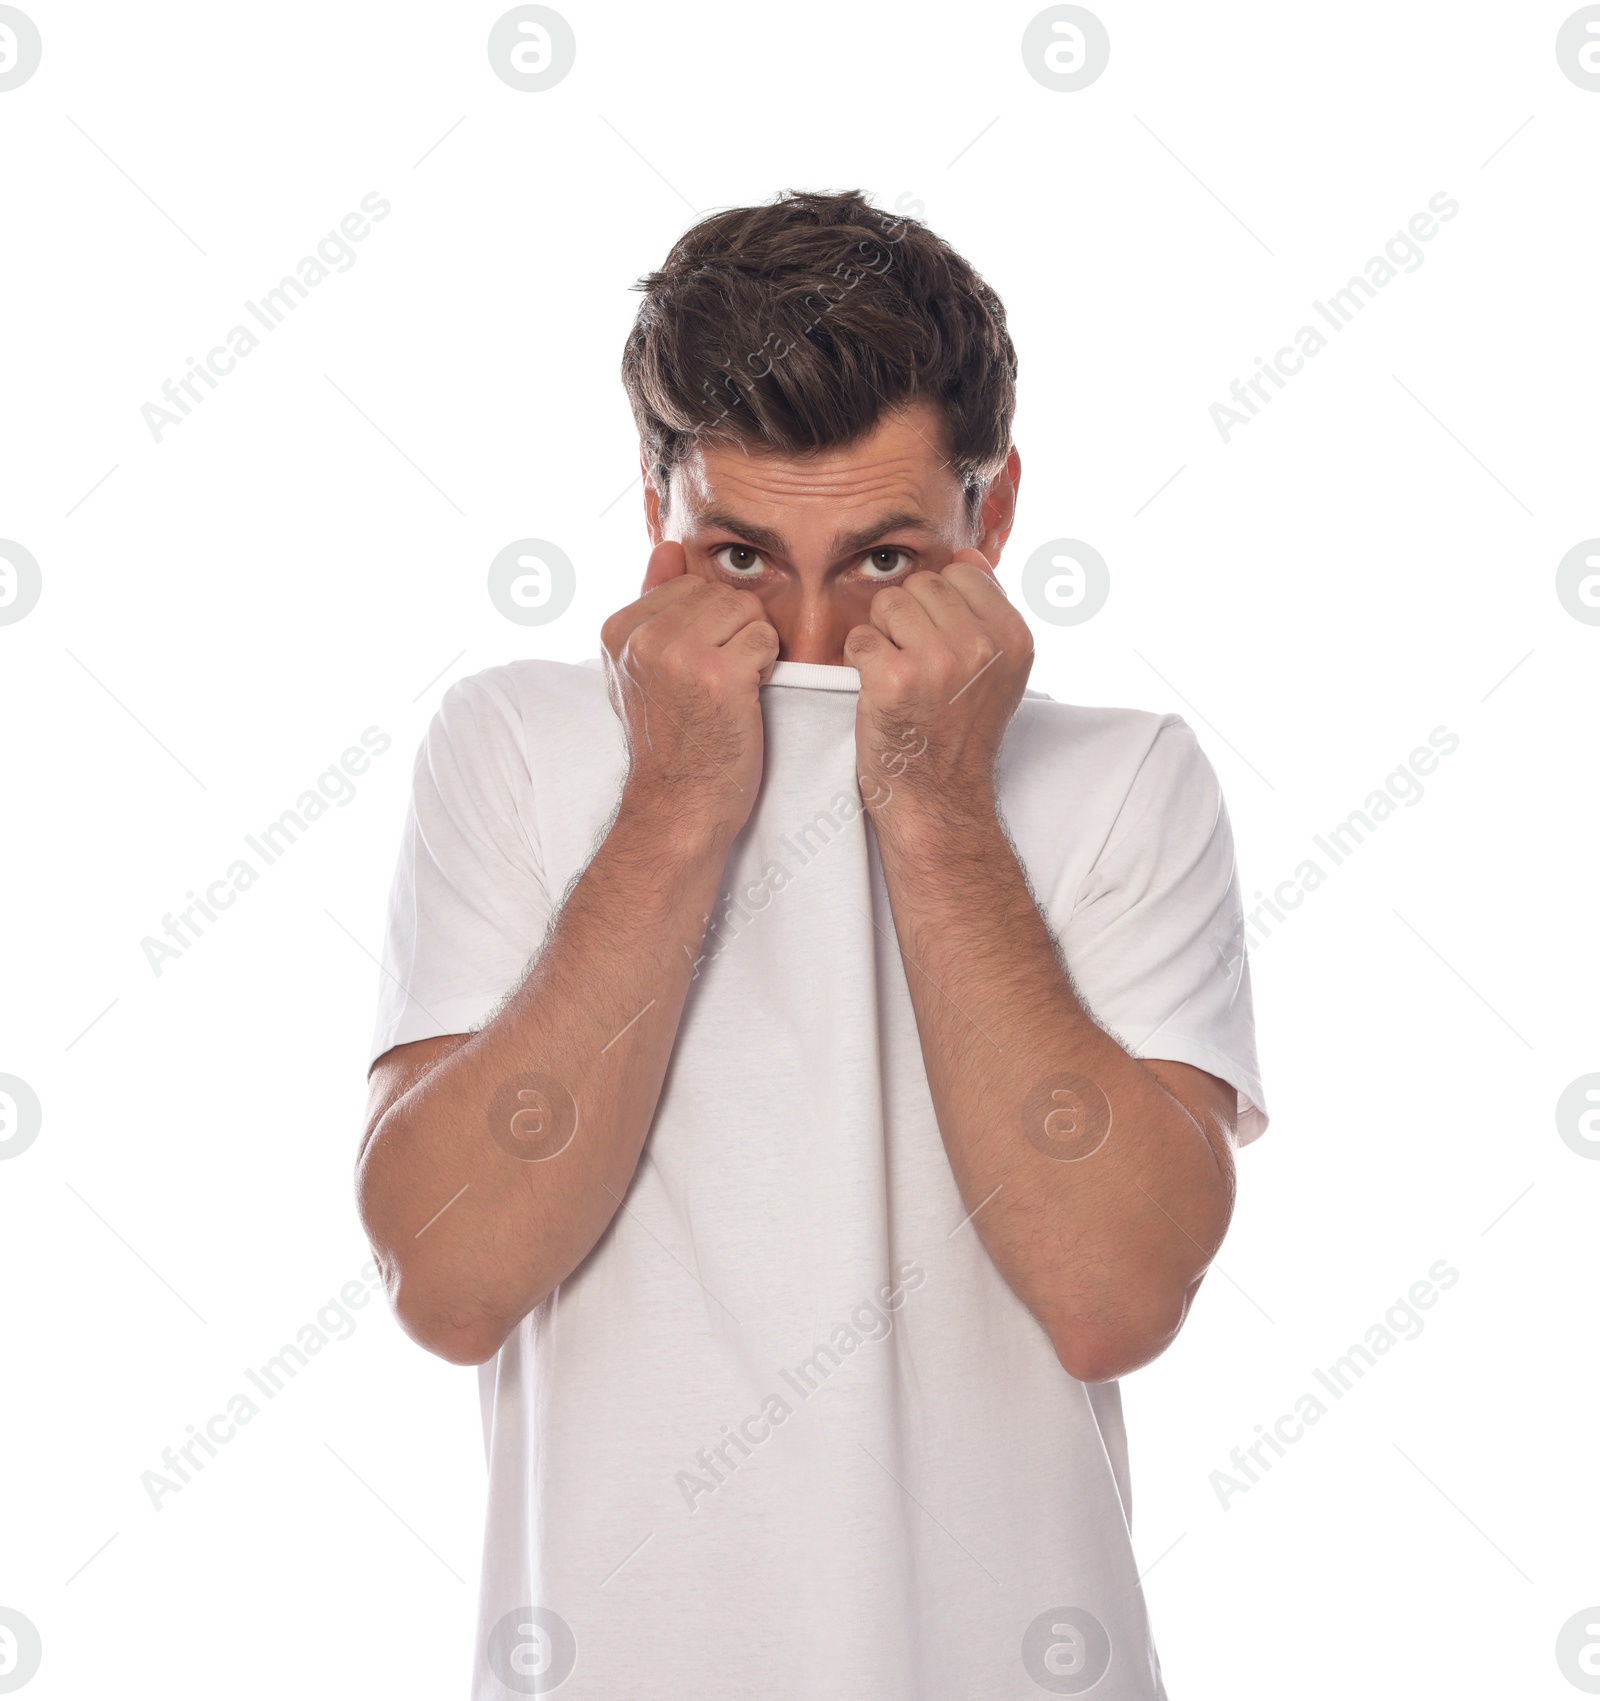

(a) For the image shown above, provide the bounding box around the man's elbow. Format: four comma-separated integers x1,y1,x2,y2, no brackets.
1048,1293,1190,1384
388,1269,514,1367
357,1178,519,1367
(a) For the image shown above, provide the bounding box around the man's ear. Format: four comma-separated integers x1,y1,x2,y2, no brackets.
641,455,665,545
975,445,1021,566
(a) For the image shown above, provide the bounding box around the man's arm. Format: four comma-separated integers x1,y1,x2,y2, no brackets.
357,553,778,1366
844,554,1237,1383
869,804,1236,1384
358,797,736,1365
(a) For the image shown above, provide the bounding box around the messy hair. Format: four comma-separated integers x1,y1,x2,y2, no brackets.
620,189,1017,520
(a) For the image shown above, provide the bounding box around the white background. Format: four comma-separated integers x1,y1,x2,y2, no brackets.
1,2,1596,1696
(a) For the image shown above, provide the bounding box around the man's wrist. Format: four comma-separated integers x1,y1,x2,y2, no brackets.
612,778,742,866
867,784,1004,869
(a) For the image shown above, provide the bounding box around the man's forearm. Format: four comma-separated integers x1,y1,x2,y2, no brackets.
870,794,1234,1382
357,788,733,1364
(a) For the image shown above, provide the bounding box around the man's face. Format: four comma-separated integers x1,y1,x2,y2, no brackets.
643,400,1021,666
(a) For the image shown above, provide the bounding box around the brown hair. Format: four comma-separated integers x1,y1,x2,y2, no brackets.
620,189,1017,521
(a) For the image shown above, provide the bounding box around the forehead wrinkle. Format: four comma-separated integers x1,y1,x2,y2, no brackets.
699,452,932,498
675,400,965,542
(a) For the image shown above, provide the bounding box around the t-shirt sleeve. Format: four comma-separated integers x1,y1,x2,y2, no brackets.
1059,714,1269,1145
367,670,555,1070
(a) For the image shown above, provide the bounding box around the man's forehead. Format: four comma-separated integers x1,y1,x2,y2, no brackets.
672,404,958,523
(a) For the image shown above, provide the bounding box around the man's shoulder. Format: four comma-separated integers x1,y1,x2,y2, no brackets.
1002,700,1216,860
415,658,616,793
1012,694,1191,776
433,655,609,729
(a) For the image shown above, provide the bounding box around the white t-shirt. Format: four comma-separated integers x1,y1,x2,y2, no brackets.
370,656,1268,1701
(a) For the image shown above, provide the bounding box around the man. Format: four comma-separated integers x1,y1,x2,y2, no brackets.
357,189,1267,1699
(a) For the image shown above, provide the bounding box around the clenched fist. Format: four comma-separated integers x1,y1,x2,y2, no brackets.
600,540,781,849
843,550,1034,833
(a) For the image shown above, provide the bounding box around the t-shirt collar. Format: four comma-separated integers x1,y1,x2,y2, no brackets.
762,660,861,692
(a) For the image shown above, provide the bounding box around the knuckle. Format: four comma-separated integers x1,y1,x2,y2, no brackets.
883,659,916,693
657,635,691,673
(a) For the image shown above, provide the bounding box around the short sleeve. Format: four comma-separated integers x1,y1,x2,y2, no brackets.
1060,715,1269,1145
367,671,555,1069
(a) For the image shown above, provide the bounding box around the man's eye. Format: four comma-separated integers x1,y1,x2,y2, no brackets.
712,545,766,577
860,548,913,579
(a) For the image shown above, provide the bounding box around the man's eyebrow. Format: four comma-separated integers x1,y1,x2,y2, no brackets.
696,509,789,555
828,512,937,556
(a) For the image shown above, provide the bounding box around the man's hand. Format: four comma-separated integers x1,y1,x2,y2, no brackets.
842,550,1035,830
600,541,781,848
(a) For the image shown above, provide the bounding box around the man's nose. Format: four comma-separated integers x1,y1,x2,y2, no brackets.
778,592,853,667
